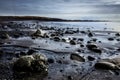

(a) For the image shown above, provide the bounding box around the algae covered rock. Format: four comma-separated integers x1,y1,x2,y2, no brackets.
13,54,48,73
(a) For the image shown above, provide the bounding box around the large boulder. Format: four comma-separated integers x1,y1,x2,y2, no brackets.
13,54,48,73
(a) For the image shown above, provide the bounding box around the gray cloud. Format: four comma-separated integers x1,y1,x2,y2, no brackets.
0,0,120,20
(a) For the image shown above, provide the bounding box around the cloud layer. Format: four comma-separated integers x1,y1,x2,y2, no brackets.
0,0,120,20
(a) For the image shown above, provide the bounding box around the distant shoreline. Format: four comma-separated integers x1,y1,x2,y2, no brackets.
0,16,110,22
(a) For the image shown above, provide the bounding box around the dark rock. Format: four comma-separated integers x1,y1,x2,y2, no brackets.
47,58,54,64
13,54,48,74
86,44,102,53
0,33,10,39
53,36,61,41
70,40,76,45
67,76,73,80
31,29,41,37
115,33,120,36
20,52,27,56
95,61,116,70
86,44,97,50
27,49,36,55
61,38,66,42
87,56,95,61
108,38,114,41
70,53,85,62
78,38,84,41
57,60,62,64
88,32,94,37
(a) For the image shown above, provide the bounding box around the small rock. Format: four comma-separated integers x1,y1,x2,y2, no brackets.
108,38,114,41
53,36,61,41
70,53,85,62
70,40,76,45
27,49,36,55
87,56,95,61
47,58,54,64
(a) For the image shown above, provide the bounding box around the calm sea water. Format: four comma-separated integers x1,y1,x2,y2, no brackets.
39,22,120,31
15,21,120,31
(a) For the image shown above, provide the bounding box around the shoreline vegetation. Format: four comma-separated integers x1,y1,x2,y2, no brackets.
0,16,109,22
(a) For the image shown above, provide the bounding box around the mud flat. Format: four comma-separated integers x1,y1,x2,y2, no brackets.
0,21,120,80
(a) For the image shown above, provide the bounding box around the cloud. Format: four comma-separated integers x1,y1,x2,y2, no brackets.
0,0,120,20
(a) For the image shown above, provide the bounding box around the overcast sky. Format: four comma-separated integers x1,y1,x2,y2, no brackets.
0,0,120,20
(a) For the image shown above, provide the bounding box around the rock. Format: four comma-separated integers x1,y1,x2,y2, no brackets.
61,38,66,42
27,49,36,55
108,38,114,41
13,54,48,73
13,55,34,72
0,50,4,57
53,36,61,41
115,33,120,36
86,44,97,50
91,48,102,53
70,40,76,45
70,53,85,62
47,58,54,64
50,33,56,37
88,32,94,37
0,33,10,39
86,44,102,53
78,38,84,41
95,61,116,70
31,29,41,37
95,58,120,70
87,56,95,61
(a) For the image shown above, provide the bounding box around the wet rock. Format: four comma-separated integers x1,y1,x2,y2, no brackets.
13,54,48,74
47,58,54,64
86,44,97,50
115,33,120,36
67,75,73,80
53,36,61,41
27,49,36,55
95,58,120,70
61,38,66,42
0,50,4,57
78,38,84,41
70,53,85,62
31,29,41,37
87,56,95,61
20,51,27,56
86,44,102,53
95,61,116,70
50,33,56,37
108,37,114,41
0,33,10,39
88,31,94,37
13,55,34,72
70,40,76,45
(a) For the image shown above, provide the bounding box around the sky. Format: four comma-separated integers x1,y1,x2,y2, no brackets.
0,0,120,21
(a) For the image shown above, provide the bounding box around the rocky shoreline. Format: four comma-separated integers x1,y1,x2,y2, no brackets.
0,21,120,80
